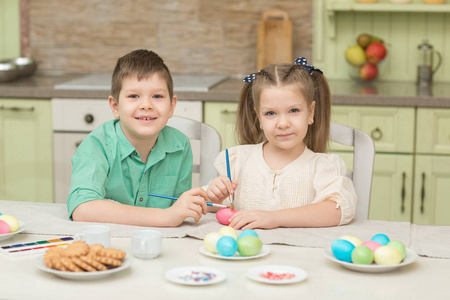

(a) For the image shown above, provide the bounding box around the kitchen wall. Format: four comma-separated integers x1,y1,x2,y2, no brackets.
25,0,313,76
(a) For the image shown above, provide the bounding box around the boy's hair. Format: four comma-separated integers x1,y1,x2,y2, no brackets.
110,49,174,102
236,62,331,153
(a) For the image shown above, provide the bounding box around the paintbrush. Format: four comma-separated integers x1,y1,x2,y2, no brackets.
148,193,229,208
225,148,235,210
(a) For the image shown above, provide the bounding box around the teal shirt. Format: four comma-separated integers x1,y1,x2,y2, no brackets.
67,119,193,219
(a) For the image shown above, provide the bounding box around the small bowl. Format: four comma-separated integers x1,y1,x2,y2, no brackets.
10,57,38,76
0,62,19,82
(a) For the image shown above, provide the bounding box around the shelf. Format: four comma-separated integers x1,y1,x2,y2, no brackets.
327,3,450,13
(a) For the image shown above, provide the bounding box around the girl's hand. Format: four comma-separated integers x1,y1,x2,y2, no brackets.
206,176,238,203
166,187,208,226
229,210,279,230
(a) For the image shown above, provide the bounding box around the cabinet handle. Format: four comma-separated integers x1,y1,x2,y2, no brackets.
0,105,35,112
221,109,237,114
420,172,426,214
84,113,94,124
370,127,383,141
401,172,406,214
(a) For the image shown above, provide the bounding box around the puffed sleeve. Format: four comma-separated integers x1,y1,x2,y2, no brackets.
311,154,358,225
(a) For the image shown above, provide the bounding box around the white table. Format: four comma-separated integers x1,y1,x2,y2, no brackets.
1,232,448,300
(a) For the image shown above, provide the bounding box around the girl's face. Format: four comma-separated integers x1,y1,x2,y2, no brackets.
258,84,315,154
109,73,176,148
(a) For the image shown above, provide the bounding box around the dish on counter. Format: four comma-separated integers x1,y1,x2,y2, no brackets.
36,256,131,280
0,220,26,241
324,247,418,273
165,266,226,286
246,265,307,285
199,245,270,260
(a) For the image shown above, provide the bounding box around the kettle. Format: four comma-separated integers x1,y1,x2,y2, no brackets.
417,39,442,86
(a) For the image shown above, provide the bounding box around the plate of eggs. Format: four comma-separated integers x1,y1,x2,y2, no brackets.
325,233,418,273
0,214,26,241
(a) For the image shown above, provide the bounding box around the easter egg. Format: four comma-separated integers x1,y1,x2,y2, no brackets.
387,240,406,261
331,239,355,263
238,229,258,240
361,240,382,253
216,208,237,225
374,246,402,265
216,236,238,257
219,226,238,240
0,215,19,232
351,245,374,265
339,235,362,247
371,233,390,245
237,236,262,256
203,232,223,253
0,220,10,234
0,212,2,216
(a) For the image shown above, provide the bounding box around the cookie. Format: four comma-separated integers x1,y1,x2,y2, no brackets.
98,248,126,260
71,257,97,272
60,257,84,272
79,256,108,271
93,256,122,267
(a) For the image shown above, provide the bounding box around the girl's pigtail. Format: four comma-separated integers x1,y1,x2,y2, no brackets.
236,82,261,145
309,72,331,153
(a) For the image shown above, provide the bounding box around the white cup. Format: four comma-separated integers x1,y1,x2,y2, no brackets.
132,230,162,259
74,225,111,248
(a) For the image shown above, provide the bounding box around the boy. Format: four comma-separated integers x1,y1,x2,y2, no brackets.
67,49,208,227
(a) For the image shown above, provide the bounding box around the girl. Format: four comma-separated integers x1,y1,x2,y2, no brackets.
206,57,358,230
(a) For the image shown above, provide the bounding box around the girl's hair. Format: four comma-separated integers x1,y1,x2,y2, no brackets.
236,62,331,153
110,49,174,103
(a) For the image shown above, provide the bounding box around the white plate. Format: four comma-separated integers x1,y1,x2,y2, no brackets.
0,220,26,241
199,245,270,260
165,266,226,286
36,256,131,280
324,247,418,273
246,265,307,285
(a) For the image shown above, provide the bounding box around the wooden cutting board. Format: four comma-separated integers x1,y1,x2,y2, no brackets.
257,9,293,70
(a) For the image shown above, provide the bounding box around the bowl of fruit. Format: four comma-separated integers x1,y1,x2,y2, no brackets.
345,33,388,81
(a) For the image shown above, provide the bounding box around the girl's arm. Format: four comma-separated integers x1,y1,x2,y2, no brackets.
229,200,341,230
72,187,209,227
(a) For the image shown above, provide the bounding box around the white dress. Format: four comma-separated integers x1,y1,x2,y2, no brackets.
209,143,358,225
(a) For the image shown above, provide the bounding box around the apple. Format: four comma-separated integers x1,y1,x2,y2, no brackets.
237,236,262,256
365,42,387,63
216,207,237,225
357,33,372,49
345,45,366,66
359,62,378,81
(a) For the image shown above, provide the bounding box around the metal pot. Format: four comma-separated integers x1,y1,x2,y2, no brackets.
0,62,19,82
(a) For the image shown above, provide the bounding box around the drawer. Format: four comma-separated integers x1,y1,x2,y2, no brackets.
52,99,113,132
331,105,415,153
416,108,450,155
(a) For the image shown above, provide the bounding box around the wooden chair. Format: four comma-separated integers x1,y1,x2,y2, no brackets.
167,116,221,186
330,122,375,220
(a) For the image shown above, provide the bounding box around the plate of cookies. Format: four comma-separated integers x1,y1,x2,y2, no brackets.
37,241,131,280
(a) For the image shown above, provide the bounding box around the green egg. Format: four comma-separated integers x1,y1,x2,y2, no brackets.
387,240,406,261
351,245,374,265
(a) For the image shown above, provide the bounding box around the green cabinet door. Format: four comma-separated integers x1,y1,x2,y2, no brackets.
0,99,54,202
204,102,239,150
0,0,20,59
413,155,450,225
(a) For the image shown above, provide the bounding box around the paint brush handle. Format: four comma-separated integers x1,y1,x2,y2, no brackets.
148,193,227,208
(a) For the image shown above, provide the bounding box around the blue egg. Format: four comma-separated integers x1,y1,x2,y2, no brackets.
331,239,355,263
371,233,390,246
238,229,258,240
0,212,2,216
216,236,238,256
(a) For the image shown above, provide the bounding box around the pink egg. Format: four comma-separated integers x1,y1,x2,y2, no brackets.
0,220,10,234
216,208,237,225
362,240,382,252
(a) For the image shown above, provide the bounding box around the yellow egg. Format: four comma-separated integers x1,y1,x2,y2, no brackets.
374,246,402,265
219,226,238,240
0,215,19,232
339,235,362,247
203,232,223,253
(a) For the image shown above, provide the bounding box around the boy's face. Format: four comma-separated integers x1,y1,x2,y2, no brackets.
109,73,177,148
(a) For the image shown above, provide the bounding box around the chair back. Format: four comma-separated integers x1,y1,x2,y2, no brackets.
167,116,221,186
330,122,375,220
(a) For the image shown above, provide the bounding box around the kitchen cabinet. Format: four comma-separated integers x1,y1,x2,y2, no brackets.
0,0,20,59
204,102,239,150
0,99,54,203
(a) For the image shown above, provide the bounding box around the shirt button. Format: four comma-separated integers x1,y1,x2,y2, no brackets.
275,171,281,175
134,151,137,155
273,184,278,189
139,197,143,202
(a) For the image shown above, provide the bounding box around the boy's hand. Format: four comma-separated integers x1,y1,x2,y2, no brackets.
229,210,278,230
206,176,238,203
167,187,208,226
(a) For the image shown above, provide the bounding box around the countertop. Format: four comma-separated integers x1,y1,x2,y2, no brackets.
1,73,450,108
